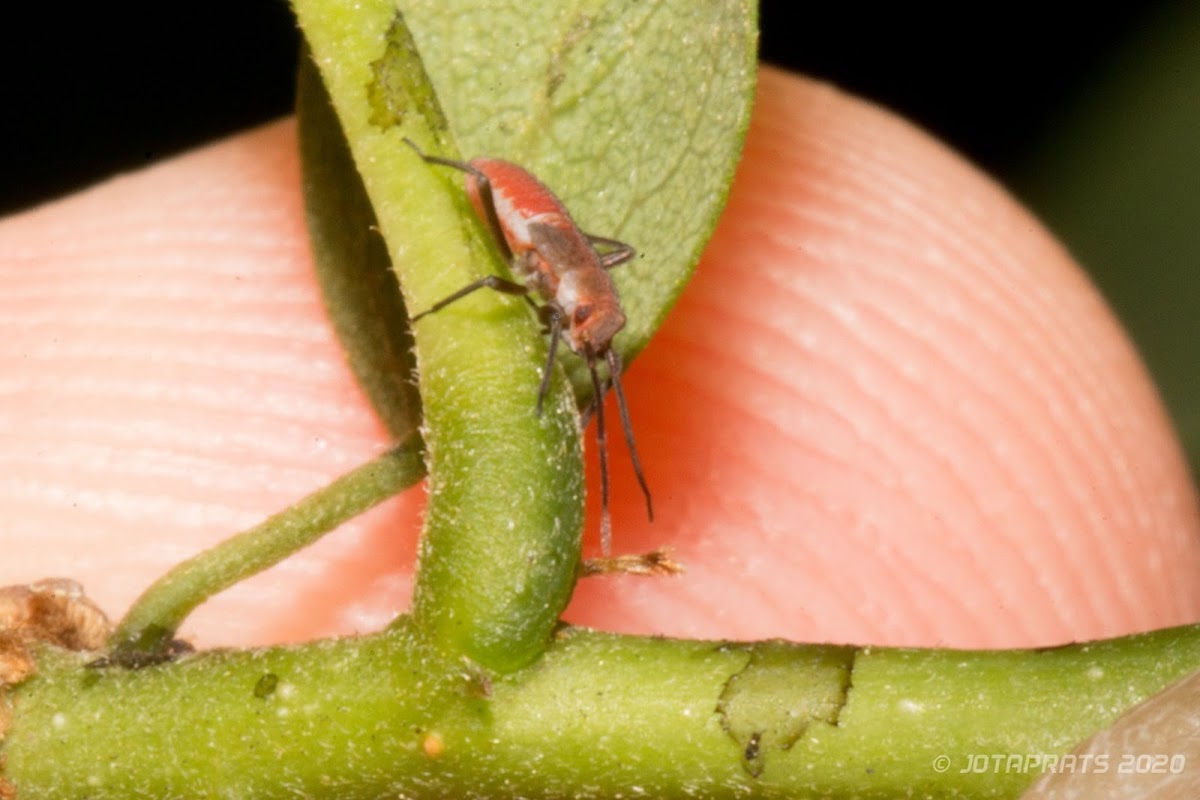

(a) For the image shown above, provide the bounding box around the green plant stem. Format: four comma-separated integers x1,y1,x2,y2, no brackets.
109,439,424,660
7,624,1200,798
292,0,585,672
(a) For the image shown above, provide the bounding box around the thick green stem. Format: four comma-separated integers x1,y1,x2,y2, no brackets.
6,624,1200,798
109,440,424,661
292,0,585,672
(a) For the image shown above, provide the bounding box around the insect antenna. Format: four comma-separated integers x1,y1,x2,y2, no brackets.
606,348,654,523
578,351,655,529
587,355,614,555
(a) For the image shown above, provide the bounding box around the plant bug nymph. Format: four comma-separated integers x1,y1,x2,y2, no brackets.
403,138,652,555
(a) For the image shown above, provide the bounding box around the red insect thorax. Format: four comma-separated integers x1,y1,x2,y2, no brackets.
464,159,578,258
467,159,565,218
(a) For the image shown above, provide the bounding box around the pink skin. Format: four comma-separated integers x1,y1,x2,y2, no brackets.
1,67,1198,650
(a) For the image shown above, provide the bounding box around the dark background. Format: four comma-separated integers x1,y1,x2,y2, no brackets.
4,3,1198,472
0,2,1176,214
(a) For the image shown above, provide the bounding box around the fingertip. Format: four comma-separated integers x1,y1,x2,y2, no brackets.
0,120,420,647
568,68,1200,647
5,72,1197,653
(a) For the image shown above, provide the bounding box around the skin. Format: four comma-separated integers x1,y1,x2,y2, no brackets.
1,67,1198,652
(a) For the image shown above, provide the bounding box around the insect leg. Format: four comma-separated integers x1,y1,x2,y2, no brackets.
535,305,564,417
584,234,636,269
403,137,513,262
607,348,654,522
410,275,530,322
588,356,614,556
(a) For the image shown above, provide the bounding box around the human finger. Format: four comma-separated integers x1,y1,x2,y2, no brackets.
566,67,1200,648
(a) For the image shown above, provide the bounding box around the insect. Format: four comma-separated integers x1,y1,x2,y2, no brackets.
403,138,652,554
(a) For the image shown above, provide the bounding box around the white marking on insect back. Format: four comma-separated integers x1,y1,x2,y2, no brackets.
489,182,535,252
556,270,583,310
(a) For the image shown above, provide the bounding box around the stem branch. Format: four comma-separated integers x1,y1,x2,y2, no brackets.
110,439,424,660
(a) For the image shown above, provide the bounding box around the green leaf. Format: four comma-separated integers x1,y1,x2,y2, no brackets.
297,54,422,440
402,0,758,392
300,0,757,421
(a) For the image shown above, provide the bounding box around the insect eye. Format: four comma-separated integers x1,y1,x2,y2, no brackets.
573,305,593,325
